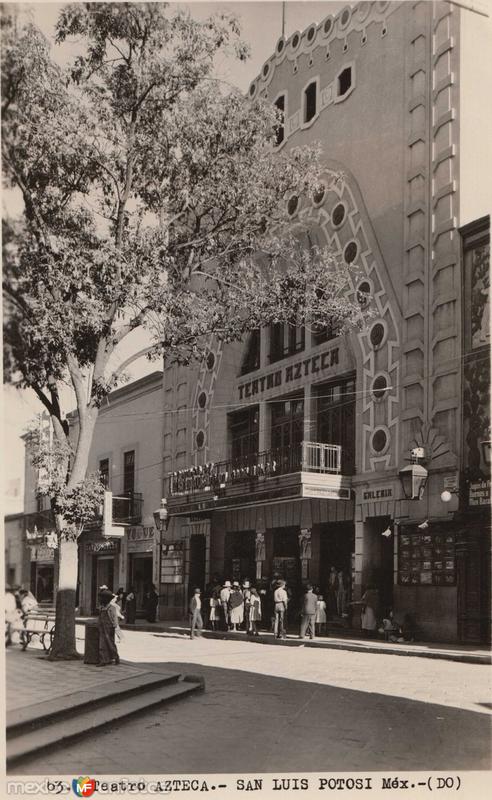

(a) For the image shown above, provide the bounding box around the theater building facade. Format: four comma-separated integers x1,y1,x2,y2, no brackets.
160,1,490,642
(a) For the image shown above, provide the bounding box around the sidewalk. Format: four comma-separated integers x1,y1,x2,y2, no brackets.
77,616,491,664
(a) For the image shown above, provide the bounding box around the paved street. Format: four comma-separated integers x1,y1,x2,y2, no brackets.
11,627,491,775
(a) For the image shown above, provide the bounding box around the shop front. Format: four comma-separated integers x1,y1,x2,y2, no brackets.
78,537,120,615
29,544,55,605
126,525,155,616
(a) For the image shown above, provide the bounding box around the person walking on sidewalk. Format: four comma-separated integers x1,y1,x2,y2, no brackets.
208,591,219,631
273,580,288,639
300,584,317,640
189,588,203,639
97,589,120,666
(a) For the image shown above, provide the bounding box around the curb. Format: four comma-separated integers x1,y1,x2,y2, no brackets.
75,618,491,665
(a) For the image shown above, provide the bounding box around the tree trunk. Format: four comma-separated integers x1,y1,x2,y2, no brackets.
49,534,79,660
49,409,98,660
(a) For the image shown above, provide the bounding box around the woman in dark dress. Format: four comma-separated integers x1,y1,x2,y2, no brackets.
97,590,120,666
125,586,137,624
145,584,159,623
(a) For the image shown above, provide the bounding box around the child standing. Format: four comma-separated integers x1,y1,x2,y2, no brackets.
209,592,219,631
315,594,327,636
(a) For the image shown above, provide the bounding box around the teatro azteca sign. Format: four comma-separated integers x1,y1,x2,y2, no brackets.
237,343,346,400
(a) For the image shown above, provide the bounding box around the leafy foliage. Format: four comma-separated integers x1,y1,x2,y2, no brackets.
3,2,364,497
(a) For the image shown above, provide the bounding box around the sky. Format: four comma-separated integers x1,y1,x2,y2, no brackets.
2,1,348,514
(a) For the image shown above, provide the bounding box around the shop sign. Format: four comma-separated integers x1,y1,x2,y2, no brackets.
87,540,119,553
468,478,491,507
238,345,341,400
30,545,55,563
361,486,394,502
301,484,351,500
127,525,155,552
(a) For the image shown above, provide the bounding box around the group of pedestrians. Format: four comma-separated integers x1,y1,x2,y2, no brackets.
188,579,263,639
188,576,331,640
5,584,38,645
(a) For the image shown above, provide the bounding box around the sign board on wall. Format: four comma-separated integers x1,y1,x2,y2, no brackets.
468,478,491,507
127,526,155,552
87,540,119,554
160,541,184,584
30,545,55,563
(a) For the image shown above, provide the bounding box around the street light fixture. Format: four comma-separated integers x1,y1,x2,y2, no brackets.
398,449,429,500
480,440,491,468
153,498,169,532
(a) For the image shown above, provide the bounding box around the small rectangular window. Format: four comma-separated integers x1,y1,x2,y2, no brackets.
99,458,110,489
304,82,317,123
338,67,352,97
274,94,285,146
123,450,135,495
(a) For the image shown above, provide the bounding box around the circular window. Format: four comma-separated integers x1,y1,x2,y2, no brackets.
323,17,333,36
291,32,300,50
371,427,388,454
332,204,345,226
249,83,256,98
313,184,326,206
307,25,316,42
198,391,207,409
196,431,205,449
372,374,388,400
340,8,351,27
262,62,270,78
206,352,215,370
287,195,299,216
276,37,284,54
369,322,386,349
356,280,371,308
344,241,358,264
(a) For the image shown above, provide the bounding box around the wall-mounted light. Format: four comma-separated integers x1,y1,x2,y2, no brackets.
398,463,428,500
480,440,491,467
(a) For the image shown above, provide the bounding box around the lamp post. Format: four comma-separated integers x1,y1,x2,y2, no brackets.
153,498,169,533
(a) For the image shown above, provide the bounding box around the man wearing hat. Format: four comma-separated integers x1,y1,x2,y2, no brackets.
97,589,120,666
273,580,288,639
219,580,231,631
189,588,203,639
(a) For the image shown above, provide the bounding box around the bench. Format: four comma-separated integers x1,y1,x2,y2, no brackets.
20,613,56,653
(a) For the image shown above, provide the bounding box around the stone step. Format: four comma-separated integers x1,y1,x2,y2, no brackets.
7,678,203,764
7,671,182,737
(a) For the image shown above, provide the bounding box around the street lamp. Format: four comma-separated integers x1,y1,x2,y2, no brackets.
480,440,491,468
398,449,429,500
153,498,169,532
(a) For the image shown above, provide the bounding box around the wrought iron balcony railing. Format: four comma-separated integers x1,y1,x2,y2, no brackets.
111,491,143,525
169,441,341,497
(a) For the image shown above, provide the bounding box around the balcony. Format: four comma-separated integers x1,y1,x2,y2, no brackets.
111,491,143,525
167,442,352,515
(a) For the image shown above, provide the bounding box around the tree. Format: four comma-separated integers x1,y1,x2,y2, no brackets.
2,3,365,658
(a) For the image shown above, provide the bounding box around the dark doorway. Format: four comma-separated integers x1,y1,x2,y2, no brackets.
188,534,206,597
271,527,301,624
129,553,153,616
224,531,255,582
457,523,491,644
91,555,115,613
363,516,394,613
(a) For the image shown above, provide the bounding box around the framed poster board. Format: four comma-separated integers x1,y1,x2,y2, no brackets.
398,529,456,586
160,541,184,584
